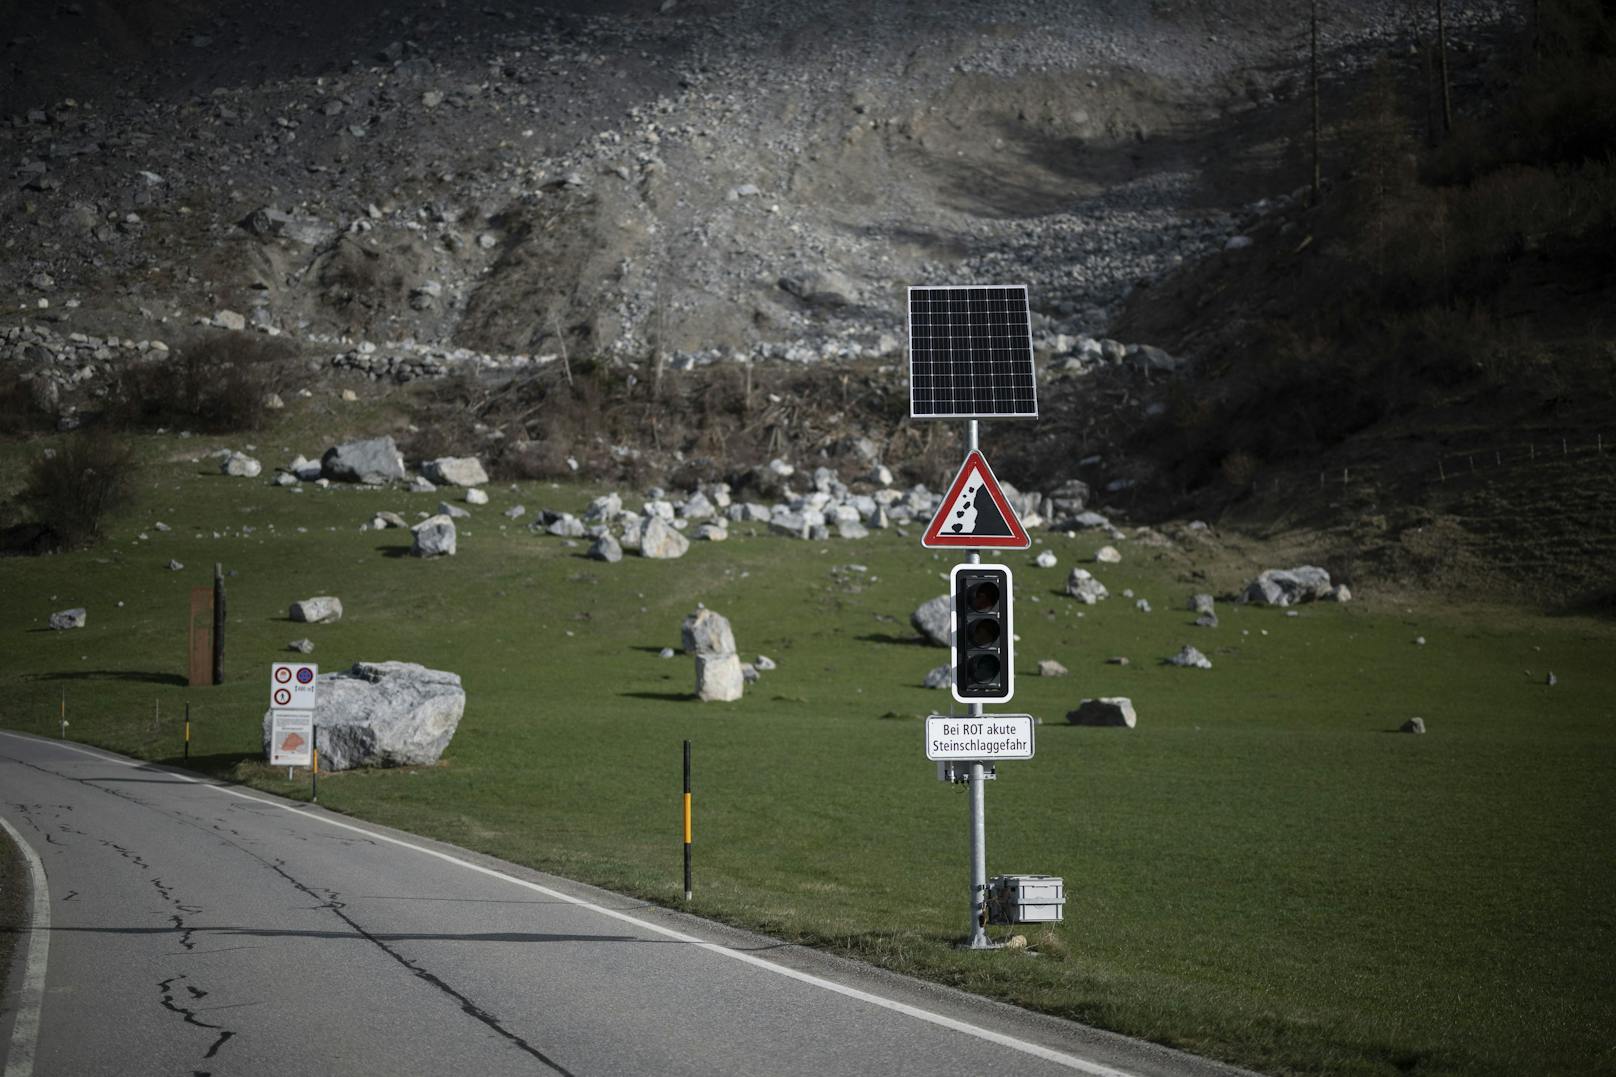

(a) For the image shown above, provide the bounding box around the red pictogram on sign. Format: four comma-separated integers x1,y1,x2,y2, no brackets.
921,450,1030,549
274,666,292,683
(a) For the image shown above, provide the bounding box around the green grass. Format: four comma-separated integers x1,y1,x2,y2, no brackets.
2,431,1613,1077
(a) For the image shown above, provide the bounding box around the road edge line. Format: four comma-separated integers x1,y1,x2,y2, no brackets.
1,733,1148,1076
0,814,49,1077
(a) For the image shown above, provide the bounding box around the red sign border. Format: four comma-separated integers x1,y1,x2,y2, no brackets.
921,450,1031,549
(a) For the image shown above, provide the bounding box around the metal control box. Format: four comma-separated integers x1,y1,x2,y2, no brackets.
987,874,1065,924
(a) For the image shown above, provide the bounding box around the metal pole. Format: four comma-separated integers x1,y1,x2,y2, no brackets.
211,563,226,685
682,740,693,901
963,418,993,949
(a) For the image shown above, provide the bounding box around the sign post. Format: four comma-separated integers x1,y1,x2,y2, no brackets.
269,663,318,790
906,284,1039,951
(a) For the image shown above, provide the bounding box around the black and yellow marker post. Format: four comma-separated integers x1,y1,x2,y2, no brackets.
682,739,692,901
311,723,319,803
183,703,190,760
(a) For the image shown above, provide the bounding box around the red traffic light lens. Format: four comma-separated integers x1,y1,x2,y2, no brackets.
967,581,1000,612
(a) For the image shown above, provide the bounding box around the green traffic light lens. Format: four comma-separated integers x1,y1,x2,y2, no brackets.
967,580,1000,612
968,654,1001,683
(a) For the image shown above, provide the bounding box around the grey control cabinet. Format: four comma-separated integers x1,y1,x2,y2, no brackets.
987,874,1065,924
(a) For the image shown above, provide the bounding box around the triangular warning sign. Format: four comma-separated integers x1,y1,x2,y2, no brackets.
921,450,1030,549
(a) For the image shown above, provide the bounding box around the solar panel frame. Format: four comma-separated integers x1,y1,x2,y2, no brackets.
907,284,1038,420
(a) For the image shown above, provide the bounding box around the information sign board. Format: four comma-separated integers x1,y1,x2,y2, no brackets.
269,712,314,767
924,714,1035,761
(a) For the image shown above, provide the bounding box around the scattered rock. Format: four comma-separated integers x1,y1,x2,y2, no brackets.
1038,659,1069,677
695,652,744,702
1400,717,1426,734
422,456,490,487
911,594,951,647
1240,566,1333,607
289,596,343,623
48,607,87,630
465,488,489,506
1035,550,1057,568
1105,656,1130,666
409,475,437,494
1193,612,1219,629
640,515,690,559
437,501,471,520
923,665,952,689
166,559,184,571
1067,697,1136,728
659,647,675,659
220,451,261,477
588,534,623,562
1546,672,1557,687
322,436,406,485
263,660,464,770
1330,584,1352,602
1065,568,1108,605
681,607,737,657
1190,593,1215,615
503,505,526,520
288,639,315,654
411,515,457,557
1135,598,1152,613
1094,545,1121,563
212,309,246,331
1166,645,1212,669
374,511,408,529
756,655,777,671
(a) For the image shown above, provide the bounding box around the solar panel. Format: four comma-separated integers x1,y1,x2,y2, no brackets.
907,285,1038,420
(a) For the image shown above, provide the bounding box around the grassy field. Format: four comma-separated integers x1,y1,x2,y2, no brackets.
1,430,1612,1077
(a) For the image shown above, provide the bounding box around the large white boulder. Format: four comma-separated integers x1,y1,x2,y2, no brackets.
1067,697,1137,728
261,661,464,770
322,436,406,485
682,608,736,657
411,515,457,557
1241,566,1333,607
640,515,689,559
911,594,950,647
422,456,489,487
695,653,744,702
289,596,343,623
221,451,262,478
48,607,87,630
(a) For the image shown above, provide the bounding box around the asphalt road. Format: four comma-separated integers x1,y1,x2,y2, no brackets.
0,732,1254,1077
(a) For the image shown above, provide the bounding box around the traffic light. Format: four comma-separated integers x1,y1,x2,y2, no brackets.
950,563,1013,704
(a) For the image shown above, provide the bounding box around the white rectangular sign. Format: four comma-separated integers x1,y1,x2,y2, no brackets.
270,662,318,711
269,712,314,767
925,714,1035,761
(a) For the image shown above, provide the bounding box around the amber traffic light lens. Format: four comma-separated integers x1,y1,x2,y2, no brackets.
968,618,1000,646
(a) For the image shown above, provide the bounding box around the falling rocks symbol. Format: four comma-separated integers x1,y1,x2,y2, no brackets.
947,480,1010,537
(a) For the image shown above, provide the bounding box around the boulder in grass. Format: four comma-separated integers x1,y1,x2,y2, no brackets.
639,515,689,559
261,661,464,771
437,501,470,520
465,488,489,506
48,607,87,630
288,638,315,654
411,515,457,557
1067,697,1136,728
681,607,736,657
1094,545,1121,564
1191,593,1215,615
1400,717,1426,734
923,665,952,689
322,436,406,485
588,534,623,563
695,653,744,702
1240,566,1334,607
421,456,489,488
221,451,262,478
290,596,343,624
1166,645,1212,669
911,594,951,647
1066,568,1108,605
1038,659,1069,677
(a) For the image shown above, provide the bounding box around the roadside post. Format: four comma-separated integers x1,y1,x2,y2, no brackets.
682,740,693,901
268,662,318,785
184,703,190,760
908,284,1052,949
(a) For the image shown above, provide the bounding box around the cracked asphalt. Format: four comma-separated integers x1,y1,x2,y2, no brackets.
0,733,1252,1077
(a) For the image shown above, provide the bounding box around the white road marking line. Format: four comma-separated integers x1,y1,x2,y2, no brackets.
0,733,1138,1077
0,814,50,1077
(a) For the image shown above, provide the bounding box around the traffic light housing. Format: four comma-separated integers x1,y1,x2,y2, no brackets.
950,563,1013,704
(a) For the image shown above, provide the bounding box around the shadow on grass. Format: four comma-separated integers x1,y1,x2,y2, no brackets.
856,633,931,647
375,544,413,559
26,669,187,687
630,645,676,655
620,691,693,702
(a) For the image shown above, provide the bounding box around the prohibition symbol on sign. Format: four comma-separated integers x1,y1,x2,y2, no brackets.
920,450,1031,550
295,667,314,685
273,688,293,706
274,666,293,684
